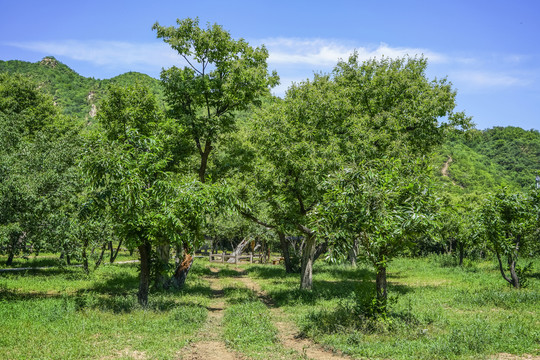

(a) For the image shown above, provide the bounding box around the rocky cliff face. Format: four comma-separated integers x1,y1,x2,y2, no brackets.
87,91,97,118
39,57,58,68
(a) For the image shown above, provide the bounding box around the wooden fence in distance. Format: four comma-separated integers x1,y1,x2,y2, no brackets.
195,251,283,265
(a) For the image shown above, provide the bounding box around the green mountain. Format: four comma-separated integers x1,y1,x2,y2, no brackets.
0,57,163,120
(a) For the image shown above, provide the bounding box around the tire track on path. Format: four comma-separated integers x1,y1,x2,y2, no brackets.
177,268,244,360
233,269,350,360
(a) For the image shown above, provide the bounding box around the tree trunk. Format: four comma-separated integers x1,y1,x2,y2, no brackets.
458,241,464,266
313,241,328,262
348,238,358,267
6,251,14,266
260,238,268,264
198,139,212,183
155,242,171,288
110,239,123,264
376,264,387,312
508,258,520,289
6,233,18,266
495,238,521,289
227,237,250,263
137,240,152,306
170,243,194,289
278,232,295,273
82,238,89,275
94,242,107,270
495,249,513,286
300,233,316,290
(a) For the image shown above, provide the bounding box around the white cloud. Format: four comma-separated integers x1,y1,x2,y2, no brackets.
7,38,532,93
257,38,447,68
452,71,531,88
6,40,184,69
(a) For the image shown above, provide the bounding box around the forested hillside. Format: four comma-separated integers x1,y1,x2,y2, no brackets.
435,127,540,196
0,57,164,119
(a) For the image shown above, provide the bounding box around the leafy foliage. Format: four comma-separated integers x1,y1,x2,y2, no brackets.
154,17,279,182
0,72,83,262
480,188,537,288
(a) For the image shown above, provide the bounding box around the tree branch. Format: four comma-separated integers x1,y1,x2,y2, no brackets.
238,208,276,229
296,223,315,236
181,55,203,75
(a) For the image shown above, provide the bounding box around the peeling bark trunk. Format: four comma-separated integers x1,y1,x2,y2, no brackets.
170,243,194,289
278,232,294,273
227,237,250,263
137,240,152,306
300,233,316,290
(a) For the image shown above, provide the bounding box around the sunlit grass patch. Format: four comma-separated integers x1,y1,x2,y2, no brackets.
248,258,540,360
222,294,283,359
0,261,210,359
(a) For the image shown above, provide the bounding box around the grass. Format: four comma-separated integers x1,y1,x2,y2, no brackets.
0,262,210,360
245,255,540,360
1,254,538,359
223,293,280,358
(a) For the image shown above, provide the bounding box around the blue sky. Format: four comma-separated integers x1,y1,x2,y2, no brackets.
1,0,539,130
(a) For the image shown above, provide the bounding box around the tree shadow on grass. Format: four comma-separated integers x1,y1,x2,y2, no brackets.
0,267,86,278
88,272,139,295
241,264,412,307
0,286,66,301
74,280,214,313
529,270,540,280
267,279,369,307
244,265,290,279
222,285,259,305
315,266,374,281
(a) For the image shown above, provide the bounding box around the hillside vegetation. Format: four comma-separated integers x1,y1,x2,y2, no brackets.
435,127,540,199
0,57,164,120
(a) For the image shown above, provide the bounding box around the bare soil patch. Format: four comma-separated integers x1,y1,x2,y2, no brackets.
441,156,464,188
493,353,540,360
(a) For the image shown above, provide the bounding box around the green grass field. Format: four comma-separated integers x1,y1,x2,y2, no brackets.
0,255,538,359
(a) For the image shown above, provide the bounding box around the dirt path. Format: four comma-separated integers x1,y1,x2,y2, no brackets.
441,156,463,188
441,156,452,178
234,269,349,360
177,268,243,360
